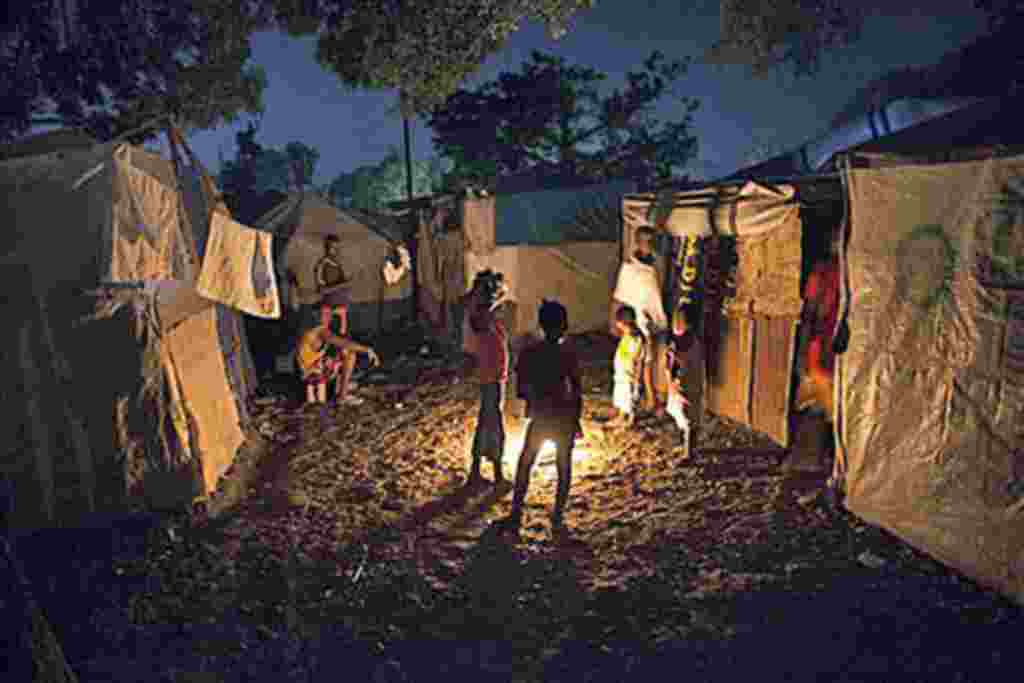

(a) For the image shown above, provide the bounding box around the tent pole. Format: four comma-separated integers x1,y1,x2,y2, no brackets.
403,113,420,323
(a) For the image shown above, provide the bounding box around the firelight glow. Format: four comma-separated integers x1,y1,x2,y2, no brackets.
502,427,593,481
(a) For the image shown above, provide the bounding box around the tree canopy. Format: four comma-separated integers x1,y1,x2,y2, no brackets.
0,0,268,142
218,123,321,221
303,0,596,114
6,1,1015,147
326,149,441,211
427,50,699,189
710,1,1021,80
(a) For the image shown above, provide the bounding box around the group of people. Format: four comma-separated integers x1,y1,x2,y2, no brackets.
460,269,584,532
295,234,379,406
292,229,699,535
462,230,700,534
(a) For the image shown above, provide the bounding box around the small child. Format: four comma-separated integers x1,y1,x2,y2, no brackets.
665,306,697,454
609,304,646,429
296,320,379,405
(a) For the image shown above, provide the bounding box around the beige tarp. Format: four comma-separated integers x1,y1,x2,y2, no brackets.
0,135,258,532
463,195,496,254
257,194,411,309
465,242,620,342
417,211,465,333
725,212,803,318
197,212,280,319
837,154,1024,605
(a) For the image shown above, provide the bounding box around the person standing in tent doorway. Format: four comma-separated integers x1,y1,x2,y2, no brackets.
501,299,583,534
296,317,379,405
314,235,361,405
611,225,668,415
464,270,510,488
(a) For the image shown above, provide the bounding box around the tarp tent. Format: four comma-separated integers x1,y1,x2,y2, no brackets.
417,181,632,347
255,193,411,336
836,151,1024,605
621,180,833,447
0,130,277,533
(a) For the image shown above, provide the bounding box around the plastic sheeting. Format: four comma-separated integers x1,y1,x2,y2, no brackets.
0,134,257,532
838,153,1024,606
257,194,411,312
464,242,620,342
623,182,799,246
197,212,280,319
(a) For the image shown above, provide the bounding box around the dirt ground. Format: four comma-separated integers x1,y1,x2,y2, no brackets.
15,331,1023,682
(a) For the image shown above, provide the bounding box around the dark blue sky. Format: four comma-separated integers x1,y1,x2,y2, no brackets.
186,1,985,185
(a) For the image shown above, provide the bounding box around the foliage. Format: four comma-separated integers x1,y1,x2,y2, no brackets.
708,1,1024,80
332,148,441,211
0,0,268,142
219,123,321,218
427,50,699,189
707,0,871,78
295,0,596,114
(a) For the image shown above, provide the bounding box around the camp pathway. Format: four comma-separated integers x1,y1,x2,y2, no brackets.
74,343,1019,681
231,345,798,594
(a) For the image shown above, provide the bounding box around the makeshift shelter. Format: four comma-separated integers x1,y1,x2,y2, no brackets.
625,95,1024,604
255,194,412,337
836,150,1024,606
0,129,278,534
622,178,844,447
416,181,633,346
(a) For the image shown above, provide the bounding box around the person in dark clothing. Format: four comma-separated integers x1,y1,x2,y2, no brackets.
500,299,583,532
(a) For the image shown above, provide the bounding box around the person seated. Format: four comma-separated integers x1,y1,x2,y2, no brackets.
296,318,378,406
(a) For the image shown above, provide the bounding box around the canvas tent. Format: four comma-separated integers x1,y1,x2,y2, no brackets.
416,181,633,347
255,193,412,337
0,130,277,534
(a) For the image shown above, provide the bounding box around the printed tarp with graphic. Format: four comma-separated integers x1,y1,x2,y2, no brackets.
837,153,1024,605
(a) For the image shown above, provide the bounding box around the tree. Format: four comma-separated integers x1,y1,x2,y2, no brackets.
708,1,1022,81
427,50,699,189
218,123,321,220
342,148,440,211
301,0,596,114
1,0,268,142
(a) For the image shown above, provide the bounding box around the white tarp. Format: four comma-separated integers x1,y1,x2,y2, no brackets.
837,153,1024,605
622,182,799,247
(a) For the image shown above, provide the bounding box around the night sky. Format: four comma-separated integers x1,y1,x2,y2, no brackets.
187,1,986,185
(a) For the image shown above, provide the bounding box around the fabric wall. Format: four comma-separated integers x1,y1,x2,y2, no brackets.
838,154,1024,605
0,139,254,533
270,196,412,313
464,242,619,341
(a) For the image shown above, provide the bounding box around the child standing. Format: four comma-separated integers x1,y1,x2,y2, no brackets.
503,299,583,532
609,304,646,429
466,271,509,487
665,306,697,454
296,319,379,405
467,302,509,487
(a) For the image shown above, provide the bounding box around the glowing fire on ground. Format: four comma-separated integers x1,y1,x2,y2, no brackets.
501,424,595,481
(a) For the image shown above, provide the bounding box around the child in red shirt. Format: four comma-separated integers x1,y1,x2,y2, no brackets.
466,271,509,487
